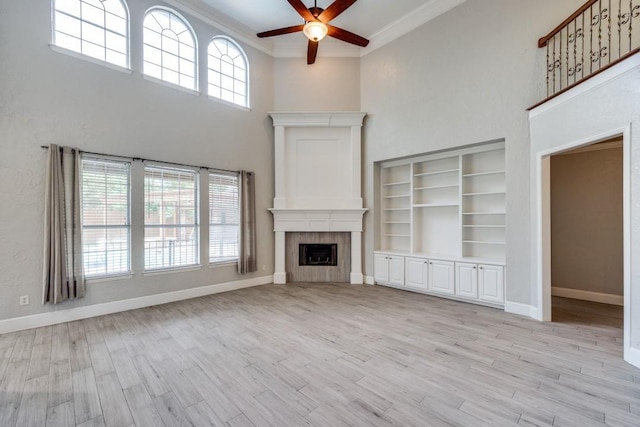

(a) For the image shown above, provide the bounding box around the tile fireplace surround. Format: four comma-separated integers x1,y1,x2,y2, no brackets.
268,112,367,284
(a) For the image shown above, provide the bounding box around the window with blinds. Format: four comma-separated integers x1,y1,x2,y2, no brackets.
144,165,199,270
209,172,239,263
81,157,131,277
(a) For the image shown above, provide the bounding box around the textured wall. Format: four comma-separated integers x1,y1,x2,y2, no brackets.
360,0,585,305
0,0,275,321
274,57,361,111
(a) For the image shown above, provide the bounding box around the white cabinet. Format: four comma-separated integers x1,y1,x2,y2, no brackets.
405,257,429,290
428,260,455,295
479,264,505,303
374,253,405,286
455,262,478,299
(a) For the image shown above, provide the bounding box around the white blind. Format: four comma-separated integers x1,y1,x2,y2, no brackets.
144,165,199,270
209,172,239,262
81,157,130,277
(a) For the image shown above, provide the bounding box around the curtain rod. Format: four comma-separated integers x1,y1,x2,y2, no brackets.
40,145,244,175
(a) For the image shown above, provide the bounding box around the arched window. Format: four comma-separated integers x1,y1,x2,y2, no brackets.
53,0,129,68
208,37,249,107
143,8,197,91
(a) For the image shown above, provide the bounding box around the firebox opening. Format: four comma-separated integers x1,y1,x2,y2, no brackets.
299,243,338,266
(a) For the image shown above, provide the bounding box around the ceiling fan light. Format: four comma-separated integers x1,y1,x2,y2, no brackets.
303,21,328,42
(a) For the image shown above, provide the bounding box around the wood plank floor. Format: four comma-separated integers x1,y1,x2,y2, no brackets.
0,283,638,426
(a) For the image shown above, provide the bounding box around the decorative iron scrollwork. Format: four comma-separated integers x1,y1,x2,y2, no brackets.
568,28,584,43
590,47,608,62
568,63,583,77
547,59,561,72
592,8,609,26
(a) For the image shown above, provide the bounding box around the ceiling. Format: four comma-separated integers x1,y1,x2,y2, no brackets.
170,0,467,58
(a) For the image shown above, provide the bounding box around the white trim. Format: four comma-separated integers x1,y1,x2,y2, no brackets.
534,125,631,362
143,265,202,277
362,0,467,56
554,139,622,155
552,287,624,306
142,74,201,96
529,53,640,118
504,301,538,319
50,45,133,75
364,275,375,285
164,0,273,56
629,346,640,369
0,276,272,335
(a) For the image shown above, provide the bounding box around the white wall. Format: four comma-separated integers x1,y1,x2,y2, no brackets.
360,0,584,306
551,146,623,297
274,58,360,111
0,0,275,322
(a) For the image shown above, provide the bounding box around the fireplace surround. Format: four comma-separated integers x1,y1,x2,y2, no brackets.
268,112,367,284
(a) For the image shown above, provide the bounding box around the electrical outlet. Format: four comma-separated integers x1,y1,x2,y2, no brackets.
262,264,266,271
19,295,29,306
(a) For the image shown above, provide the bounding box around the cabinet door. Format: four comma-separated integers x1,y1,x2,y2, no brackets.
374,254,390,283
405,257,429,290
478,264,504,303
455,262,478,299
388,256,405,286
428,260,455,295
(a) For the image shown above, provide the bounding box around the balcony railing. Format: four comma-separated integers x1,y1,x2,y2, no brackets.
536,0,640,104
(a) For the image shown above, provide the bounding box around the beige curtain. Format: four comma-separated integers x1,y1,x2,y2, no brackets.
238,170,257,274
42,145,85,304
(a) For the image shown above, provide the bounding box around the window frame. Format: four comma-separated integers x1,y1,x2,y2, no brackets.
52,0,131,69
80,154,132,279
207,36,250,108
208,171,240,264
142,6,199,92
143,163,200,272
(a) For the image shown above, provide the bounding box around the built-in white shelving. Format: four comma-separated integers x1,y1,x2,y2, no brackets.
375,142,506,308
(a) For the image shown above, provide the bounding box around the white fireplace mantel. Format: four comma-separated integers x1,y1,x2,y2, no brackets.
268,112,367,285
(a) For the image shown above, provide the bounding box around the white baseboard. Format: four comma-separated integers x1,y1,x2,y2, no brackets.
552,287,623,306
364,276,375,285
628,346,640,369
0,275,273,335
504,301,539,320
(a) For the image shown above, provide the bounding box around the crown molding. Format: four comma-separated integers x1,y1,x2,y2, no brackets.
163,0,274,56
166,0,467,59
362,0,467,56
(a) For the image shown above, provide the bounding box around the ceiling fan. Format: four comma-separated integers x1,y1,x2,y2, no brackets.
257,0,369,64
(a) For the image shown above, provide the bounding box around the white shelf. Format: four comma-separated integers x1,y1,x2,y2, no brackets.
384,194,410,199
463,170,506,178
384,234,410,238
463,240,506,245
384,221,411,224
463,225,505,228
463,191,505,196
414,184,459,191
463,212,505,215
414,168,459,177
413,203,459,208
384,208,411,211
384,181,411,186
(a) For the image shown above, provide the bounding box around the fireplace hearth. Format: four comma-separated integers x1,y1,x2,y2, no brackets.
299,243,338,266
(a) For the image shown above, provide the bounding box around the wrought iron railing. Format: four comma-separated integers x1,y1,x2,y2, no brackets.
538,0,640,99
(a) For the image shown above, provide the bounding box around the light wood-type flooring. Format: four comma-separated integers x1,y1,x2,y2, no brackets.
0,283,638,427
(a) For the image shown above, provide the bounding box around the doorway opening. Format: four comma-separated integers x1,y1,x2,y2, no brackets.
537,129,630,362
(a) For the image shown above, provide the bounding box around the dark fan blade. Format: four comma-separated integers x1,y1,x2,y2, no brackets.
288,0,315,22
257,25,304,38
318,0,358,22
327,24,369,47
307,40,318,64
